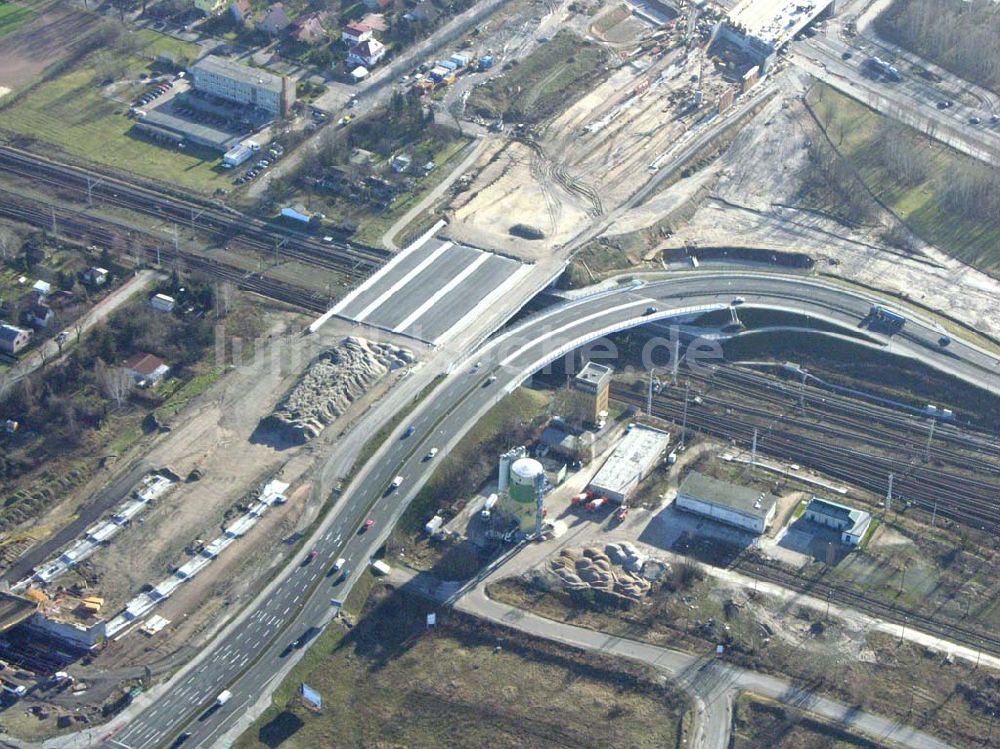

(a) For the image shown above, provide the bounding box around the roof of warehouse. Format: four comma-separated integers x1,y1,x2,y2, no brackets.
678,472,777,519
137,109,242,149
806,496,871,529
589,425,670,497
193,55,284,93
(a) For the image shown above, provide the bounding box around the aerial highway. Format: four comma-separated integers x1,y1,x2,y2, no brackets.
89,272,998,749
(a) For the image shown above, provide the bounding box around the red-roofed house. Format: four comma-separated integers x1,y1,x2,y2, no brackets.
123,353,171,385
348,38,385,67
230,0,252,25
291,13,327,44
342,21,372,45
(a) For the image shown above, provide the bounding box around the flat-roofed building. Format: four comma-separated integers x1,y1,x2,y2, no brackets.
191,55,295,117
804,496,872,546
588,425,670,503
676,472,778,534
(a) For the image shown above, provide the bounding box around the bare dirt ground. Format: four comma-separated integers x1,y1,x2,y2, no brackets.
604,69,1000,338
58,314,429,672
0,2,100,92
446,0,721,260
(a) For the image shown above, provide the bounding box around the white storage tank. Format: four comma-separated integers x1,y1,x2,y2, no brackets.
509,458,544,504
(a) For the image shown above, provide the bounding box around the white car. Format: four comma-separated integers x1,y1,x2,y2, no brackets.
731,297,746,305
390,476,403,490
425,448,439,460
332,557,346,571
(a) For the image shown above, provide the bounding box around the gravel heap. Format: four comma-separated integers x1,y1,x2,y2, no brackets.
270,337,415,442
550,546,652,601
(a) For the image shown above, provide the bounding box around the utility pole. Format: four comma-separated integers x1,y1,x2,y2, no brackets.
647,369,654,417
885,472,894,516
680,382,690,448
924,419,935,462
751,427,758,466
931,499,938,527
173,224,179,254
672,337,680,385
799,368,807,410
899,615,908,644
51,206,57,238
156,245,161,266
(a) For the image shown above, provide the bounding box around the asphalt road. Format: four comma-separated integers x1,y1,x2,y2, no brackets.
91,272,998,749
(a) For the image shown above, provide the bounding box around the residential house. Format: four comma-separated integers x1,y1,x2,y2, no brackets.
195,0,229,14
803,497,873,546
257,3,291,35
342,21,372,46
0,324,32,355
150,293,176,313
23,301,53,329
391,153,411,173
83,267,109,287
32,279,51,298
123,352,171,385
230,0,252,25
348,38,385,68
291,13,327,44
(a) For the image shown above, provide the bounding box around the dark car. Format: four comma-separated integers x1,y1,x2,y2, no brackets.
841,51,852,60
403,425,415,438
968,116,981,125
169,733,192,748
644,306,657,315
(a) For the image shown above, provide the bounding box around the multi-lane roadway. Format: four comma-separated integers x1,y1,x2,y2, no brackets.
91,271,998,749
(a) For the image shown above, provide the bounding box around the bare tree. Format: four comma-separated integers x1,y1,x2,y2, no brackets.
98,361,134,408
0,227,20,263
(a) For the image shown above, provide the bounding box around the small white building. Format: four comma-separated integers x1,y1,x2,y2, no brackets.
83,267,109,286
675,472,778,534
347,38,385,68
349,65,369,83
32,279,51,298
123,352,171,385
150,293,176,313
804,497,873,546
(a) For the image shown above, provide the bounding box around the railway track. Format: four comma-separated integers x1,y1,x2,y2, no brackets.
0,189,327,312
738,556,1000,658
0,145,388,281
610,384,1000,532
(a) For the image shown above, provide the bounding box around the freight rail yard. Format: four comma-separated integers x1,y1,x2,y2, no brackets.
0,0,998,744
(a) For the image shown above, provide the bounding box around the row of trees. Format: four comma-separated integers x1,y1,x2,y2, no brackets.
875,0,1000,94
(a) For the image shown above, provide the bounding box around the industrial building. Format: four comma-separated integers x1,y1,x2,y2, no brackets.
496,448,549,535
675,472,778,534
133,108,244,152
569,361,612,426
803,497,872,546
717,0,838,71
191,55,295,117
588,425,670,503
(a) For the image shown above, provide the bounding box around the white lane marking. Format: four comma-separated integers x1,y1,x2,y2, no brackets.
283,606,291,615
353,241,454,322
319,218,445,323
500,298,652,366
393,251,491,333
434,260,534,345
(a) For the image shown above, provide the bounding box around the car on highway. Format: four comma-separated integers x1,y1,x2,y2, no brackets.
390,475,404,490
991,114,1000,125
644,306,657,315
841,51,852,60
168,732,192,747
363,518,375,532
335,568,350,584
425,448,439,460
303,549,318,565
937,100,953,109
731,296,746,305
938,335,952,347
484,375,497,386
968,116,981,125
403,425,415,438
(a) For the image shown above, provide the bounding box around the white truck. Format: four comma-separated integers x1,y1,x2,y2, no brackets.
216,689,232,707
390,475,403,490
480,493,499,520
370,559,391,576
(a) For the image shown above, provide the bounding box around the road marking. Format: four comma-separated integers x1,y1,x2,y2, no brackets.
393,251,491,333
353,241,453,322
283,606,291,615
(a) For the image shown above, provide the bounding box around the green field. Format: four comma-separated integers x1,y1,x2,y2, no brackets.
806,83,1000,277
235,588,689,749
0,34,233,194
0,3,35,39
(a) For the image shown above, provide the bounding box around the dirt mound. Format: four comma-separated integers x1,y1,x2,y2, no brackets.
266,337,415,443
550,546,653,601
